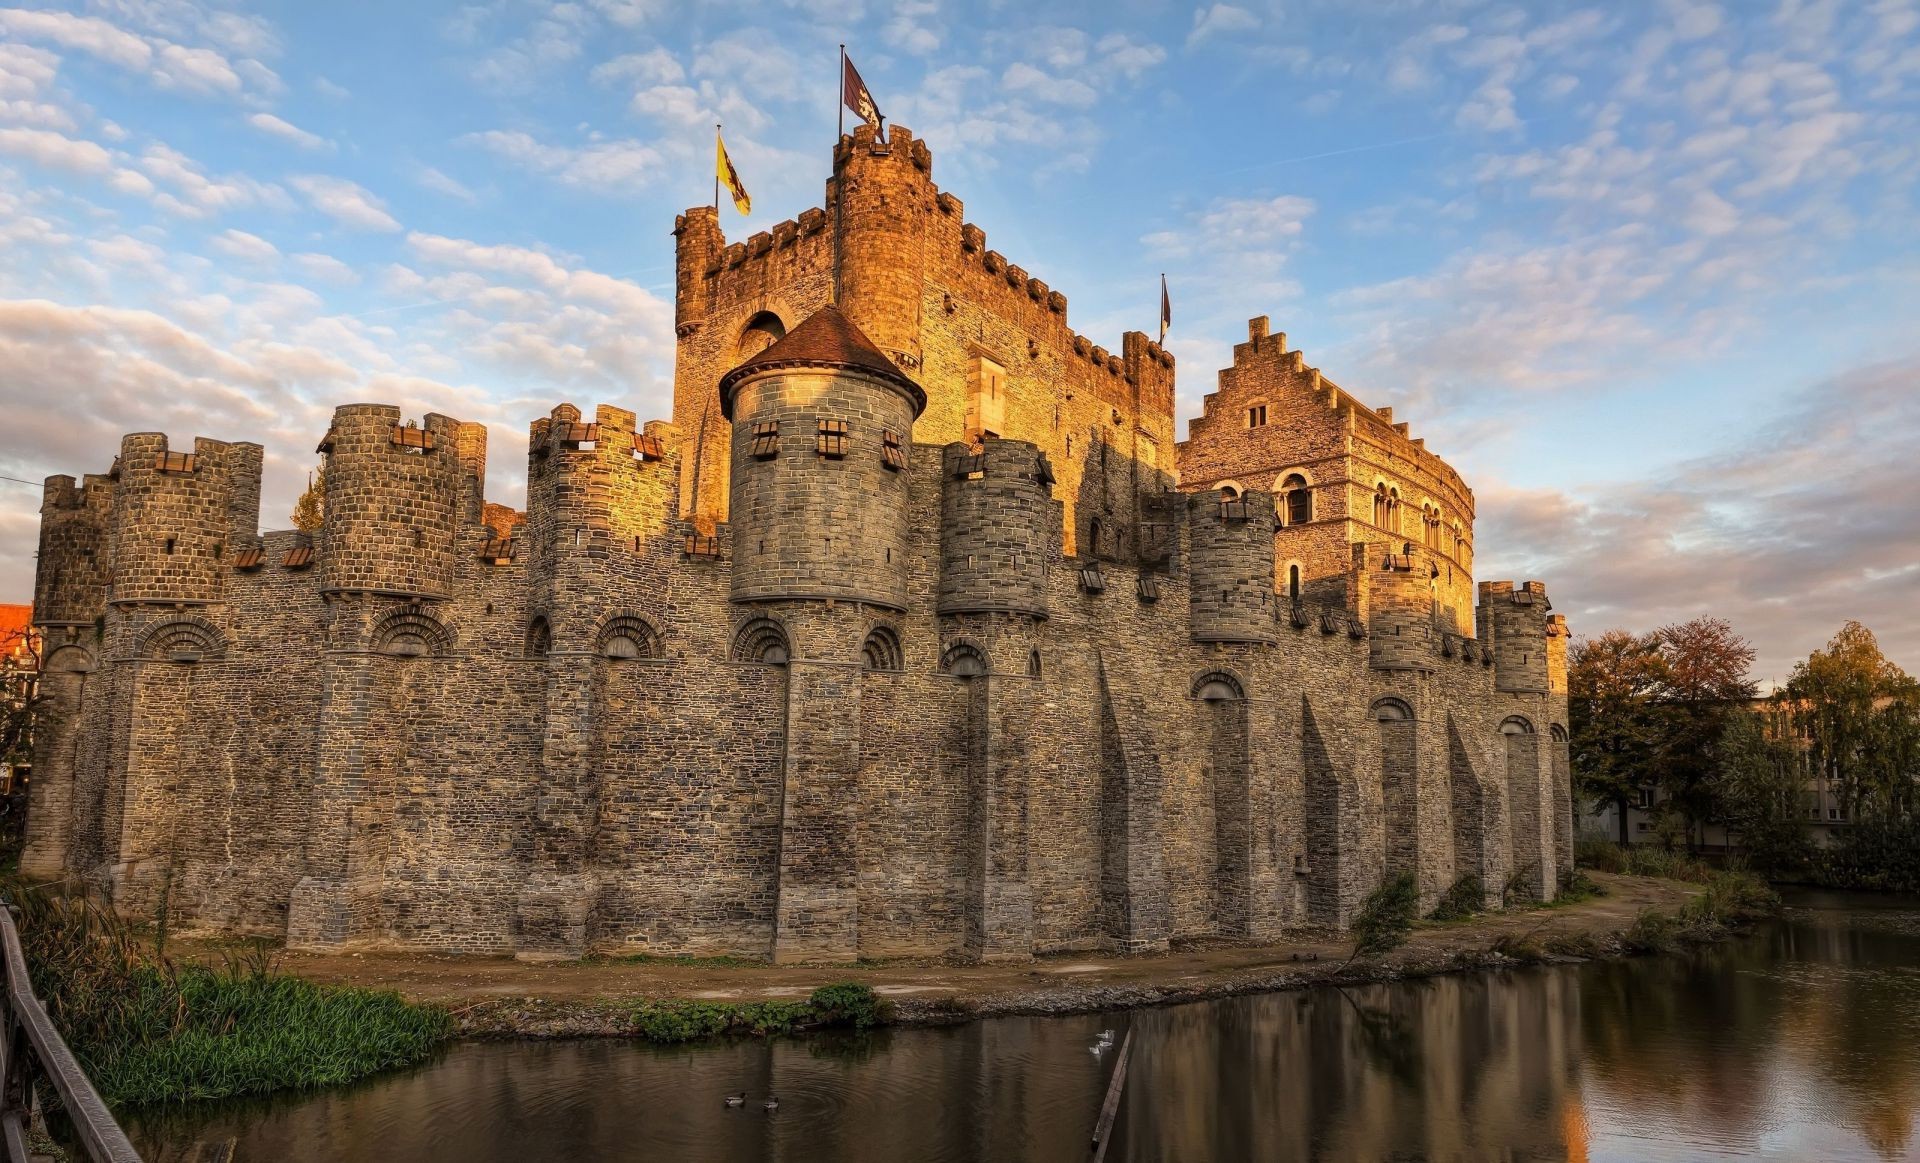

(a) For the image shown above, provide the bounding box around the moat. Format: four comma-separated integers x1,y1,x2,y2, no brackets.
134,891,1920,1162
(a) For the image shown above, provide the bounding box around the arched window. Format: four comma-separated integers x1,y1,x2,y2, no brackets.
861,625,903,672
1373,698,1413,722
598,615,662,660
1373,482,1388,527
736,311,785,360
1288,563,1301,601
940,639,988,678
1027,649,1043,678
1191,670,1246,702
371,606,453,658
1282,473,1312,526
525,616,552,658
1217,481,1242,502
138,617,226,664
1388,487,1401,534
732,617,790,665
1501,716,1535,736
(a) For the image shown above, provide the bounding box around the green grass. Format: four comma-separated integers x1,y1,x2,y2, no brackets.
627,982,888,1043
1575,837,1717,883
7,883,450,1109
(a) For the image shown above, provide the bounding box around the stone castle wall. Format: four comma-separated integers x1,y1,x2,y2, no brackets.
22,129,1572,962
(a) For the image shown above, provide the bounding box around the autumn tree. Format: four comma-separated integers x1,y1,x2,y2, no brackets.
1712,708,1809,871
290,463,326,533
1655,617,1758,845
1569,629,1671,845
1784,622,1920,821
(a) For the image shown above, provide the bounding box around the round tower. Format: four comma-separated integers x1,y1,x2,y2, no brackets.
1186,488,1278,645
1369,541,1438,671
1482,580,1552,693
938,440,1052,619
834,123,931,371
107,434,241,607
721,305,926,610
318,404,465,598
672,205,719,340
35,473,113,626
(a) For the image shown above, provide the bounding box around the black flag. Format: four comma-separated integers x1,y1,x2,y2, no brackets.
843,53,881,131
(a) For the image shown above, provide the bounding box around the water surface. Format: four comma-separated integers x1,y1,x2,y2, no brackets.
134,891,1920,1161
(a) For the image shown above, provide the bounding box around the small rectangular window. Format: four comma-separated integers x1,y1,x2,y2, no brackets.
881,429,906,471
1247,405,1268,427
749,421,779,459
683,534,722,558
479,536,515,564
817,419,850,458
164,537,176,555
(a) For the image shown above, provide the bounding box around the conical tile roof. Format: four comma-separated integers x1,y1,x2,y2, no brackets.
718,304,925,418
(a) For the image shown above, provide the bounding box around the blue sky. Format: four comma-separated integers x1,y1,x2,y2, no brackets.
0,0,1915,682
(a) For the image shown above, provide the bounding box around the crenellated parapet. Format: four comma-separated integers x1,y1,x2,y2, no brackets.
1363,540,1438,671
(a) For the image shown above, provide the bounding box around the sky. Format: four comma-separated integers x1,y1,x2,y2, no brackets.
0,0,1914,685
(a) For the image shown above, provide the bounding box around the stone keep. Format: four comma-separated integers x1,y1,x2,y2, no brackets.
23,129,1573,961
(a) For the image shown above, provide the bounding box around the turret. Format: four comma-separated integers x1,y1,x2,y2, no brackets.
524,403,678,643
939,440,1053,619
1546,613,1570,698
34,473,113,627
1367,541,1437,671
672,205,720,340
834,123,932,372
106,433,261,607
1186,488,1277,645
1481,580,1552,693
721,305,926,610
317,405,478,599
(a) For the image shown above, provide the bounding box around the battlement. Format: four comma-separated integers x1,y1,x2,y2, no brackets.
104,432,263,607
318,404,483,599
938,439,1057,619
1187,487,1278,645
1478,580,1553,694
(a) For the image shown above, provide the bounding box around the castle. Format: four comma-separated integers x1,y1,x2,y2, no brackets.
21,126,1570,962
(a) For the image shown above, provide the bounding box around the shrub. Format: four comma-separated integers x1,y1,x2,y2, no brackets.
808,982,884,1030
1554,869,1605,904
1428,875,1485,922
1809,818,1920,894
1575,835,1628,874
1502,865,1540,908
1680,871,1779,927
1347,872,1420,964
1622,908,1680,954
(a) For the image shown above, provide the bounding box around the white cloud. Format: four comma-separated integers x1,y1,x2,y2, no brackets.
415,165,477,202
1187,4,1260,49
140,144,286,218
245,111,329,151
1003,62,1097,108
289,173,401,231
211,228,280,264
589,48,683,88
0,126,112,174
291,252,358,286
0,9,152,71
462,129,663,194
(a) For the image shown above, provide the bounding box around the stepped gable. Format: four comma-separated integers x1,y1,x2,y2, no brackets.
717,304,926,419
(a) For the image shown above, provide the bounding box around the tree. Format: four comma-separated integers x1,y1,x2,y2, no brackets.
290,463,326,533
1569,630,1670,845
1655,617,1758,847
1785,622,1920,821
1713,708,1809,872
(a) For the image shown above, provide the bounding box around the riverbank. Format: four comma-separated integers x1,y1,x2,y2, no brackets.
171,872,1711,1038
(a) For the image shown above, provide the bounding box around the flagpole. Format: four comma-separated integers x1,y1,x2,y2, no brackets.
838,45,846,141
714,123,721,212
832,45,845,306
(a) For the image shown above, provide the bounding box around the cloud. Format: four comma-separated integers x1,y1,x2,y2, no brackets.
1480,356,1920,682
140,143,286,218
289,174,401,231
211,228,279,264
589,48,683,89
245,111,329,151
0,9,152,71
1187,4,1260,49
0,126,112,174
1003,62,1097,108
415,165,477,202
290,252,358,286
462,129,663,194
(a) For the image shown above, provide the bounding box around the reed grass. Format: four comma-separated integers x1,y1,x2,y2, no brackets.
6,883,450,1109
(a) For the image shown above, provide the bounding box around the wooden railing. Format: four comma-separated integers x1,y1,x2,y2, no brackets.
0,905,141,1162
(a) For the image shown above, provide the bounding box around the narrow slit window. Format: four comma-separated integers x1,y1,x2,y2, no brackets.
816,418,850,458
749,421,780,460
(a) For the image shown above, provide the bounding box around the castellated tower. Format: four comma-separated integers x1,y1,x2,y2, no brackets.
317,405,485,598
106,433,262,607
938,440,1053,619
33,473,114,628
1368,541,1439,671
835,123,932,372
1186,488,1278,645
721,305,925,609
1481,580,1552,694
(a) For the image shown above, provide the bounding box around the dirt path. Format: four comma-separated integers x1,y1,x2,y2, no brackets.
174,873,1694,1032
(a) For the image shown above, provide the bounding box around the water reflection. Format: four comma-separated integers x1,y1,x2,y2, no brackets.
135,892,1920,1162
